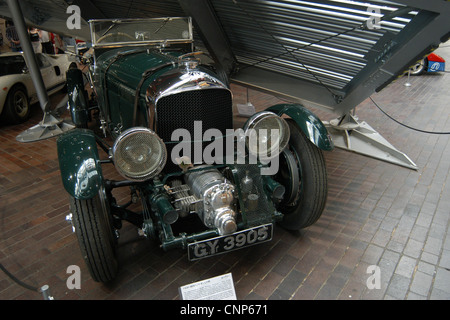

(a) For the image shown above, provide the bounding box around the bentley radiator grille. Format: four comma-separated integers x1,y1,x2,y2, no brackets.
156,88,233,172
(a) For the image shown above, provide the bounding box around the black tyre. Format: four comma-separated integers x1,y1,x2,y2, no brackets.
62,62,79,93
275,119,328,230
2,85,30,124
410,58,427,75
69,188,118,282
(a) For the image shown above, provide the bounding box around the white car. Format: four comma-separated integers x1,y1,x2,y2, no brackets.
0,52,77,124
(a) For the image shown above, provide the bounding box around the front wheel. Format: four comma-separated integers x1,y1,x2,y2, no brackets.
2,85,30,124
69,188,118,282
275,119,328,230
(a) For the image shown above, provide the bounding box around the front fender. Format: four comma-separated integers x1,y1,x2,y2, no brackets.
66,68,89,128
57,128,103,199
266,103,334,151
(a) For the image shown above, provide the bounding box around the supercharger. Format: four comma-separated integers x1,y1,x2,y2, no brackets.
168,166,237,235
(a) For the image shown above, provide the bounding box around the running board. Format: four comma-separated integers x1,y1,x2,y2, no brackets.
324,113,418,170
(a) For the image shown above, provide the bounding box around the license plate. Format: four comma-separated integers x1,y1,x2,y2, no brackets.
188,224,273,261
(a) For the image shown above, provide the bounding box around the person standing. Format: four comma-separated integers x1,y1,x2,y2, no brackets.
54,34,65,54
39,29,53,54
5,20,21,52
29,27,41,53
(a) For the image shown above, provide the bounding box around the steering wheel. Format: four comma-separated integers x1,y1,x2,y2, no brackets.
96,32,135,44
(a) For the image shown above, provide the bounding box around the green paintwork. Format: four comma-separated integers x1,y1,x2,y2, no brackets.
94,48,178,132
153,193,178,225
160,229,219,251
57,129,103,200
96,48,175,88
262,176,285,200
266,103,334,151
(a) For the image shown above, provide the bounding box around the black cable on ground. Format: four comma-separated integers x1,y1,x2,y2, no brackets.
0,263,39,292
370,97,450,135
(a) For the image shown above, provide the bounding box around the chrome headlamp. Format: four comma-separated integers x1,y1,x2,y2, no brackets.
112,127,167,181
243,111,290,160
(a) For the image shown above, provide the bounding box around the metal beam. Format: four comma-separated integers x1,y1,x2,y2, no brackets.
335,9,445,115
7,0,74,142
178,0,237,80
392,0,450,13
231,66,340,111
6,0,49,111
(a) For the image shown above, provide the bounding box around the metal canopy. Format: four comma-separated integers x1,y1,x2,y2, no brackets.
202,0,450,114
99,0,446,114
1,0,448,114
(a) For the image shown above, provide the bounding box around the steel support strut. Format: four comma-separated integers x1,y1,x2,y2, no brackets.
324,112,418,170
6,0,74,142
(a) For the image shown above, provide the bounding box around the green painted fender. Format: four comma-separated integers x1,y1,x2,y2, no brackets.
57,128,103,200
266,103,334,151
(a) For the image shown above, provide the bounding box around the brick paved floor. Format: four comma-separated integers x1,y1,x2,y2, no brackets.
0,43,449,300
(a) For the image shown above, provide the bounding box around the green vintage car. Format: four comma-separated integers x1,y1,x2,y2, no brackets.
57,17,333,282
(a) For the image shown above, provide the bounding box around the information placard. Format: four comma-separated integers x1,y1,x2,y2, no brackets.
179,273,237,300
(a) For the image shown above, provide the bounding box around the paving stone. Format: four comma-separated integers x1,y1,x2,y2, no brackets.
385,274,411,300
433,268,450,294
361,244,384,265
406,292,427,300
409,271,433,297
276,269,306,298
417,261,436,276
404,238,424,259
430,288,450,300
395,256,417,278
424,237,443,256
420,252,440,266
439,249,450,269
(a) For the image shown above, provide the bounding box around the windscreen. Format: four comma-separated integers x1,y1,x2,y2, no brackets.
90,17,193,47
